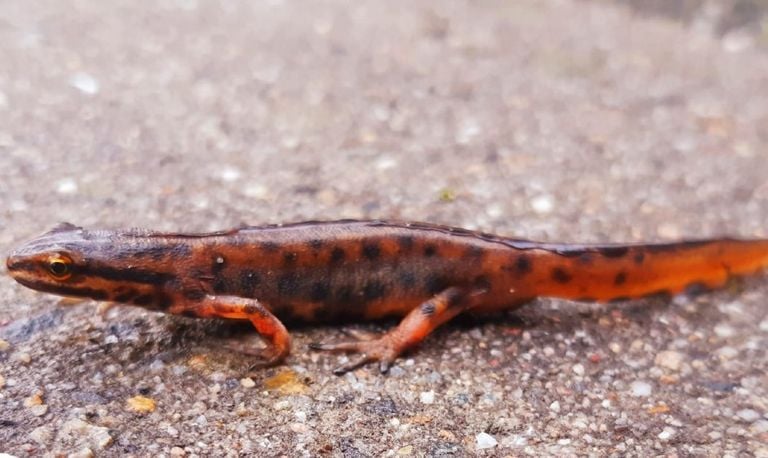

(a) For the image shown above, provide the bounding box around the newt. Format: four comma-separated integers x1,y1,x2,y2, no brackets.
6,220,768,374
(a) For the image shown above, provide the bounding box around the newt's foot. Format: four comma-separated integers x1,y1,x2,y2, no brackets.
224,340,288,370
309,334,403,375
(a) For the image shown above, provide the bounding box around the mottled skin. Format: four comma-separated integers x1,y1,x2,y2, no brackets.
7,220,768,374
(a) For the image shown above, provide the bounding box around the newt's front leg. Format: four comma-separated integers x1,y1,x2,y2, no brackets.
310,287,482,374
170,295,291,367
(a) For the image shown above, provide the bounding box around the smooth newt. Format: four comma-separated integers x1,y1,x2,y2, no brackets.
6,220,768,374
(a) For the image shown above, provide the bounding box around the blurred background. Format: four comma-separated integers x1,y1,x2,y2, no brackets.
1,0,767,455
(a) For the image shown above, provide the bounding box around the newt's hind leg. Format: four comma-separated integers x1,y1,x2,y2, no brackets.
170,295,291,368
310,287,481,375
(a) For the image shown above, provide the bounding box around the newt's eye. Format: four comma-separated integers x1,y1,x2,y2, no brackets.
47,256,72,279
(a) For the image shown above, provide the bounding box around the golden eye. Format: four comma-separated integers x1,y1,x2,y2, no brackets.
48,256,72,279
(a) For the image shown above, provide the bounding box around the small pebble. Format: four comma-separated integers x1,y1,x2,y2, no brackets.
55,178,78,195
715,346,739,360
273,400,291,410
750,420,768,434
29,425,52,444
531,195,554,214
14,352,31,364
736,408,761,423
420,391,435,404
290,422,309,434
658,427,676,441
475,432,498,450
30,404,48,416
630,381,653,397
240,377,256,388
70,72,100,95
714,323,736,338
655,351,684,371
549,401,561,412
572,364,585,376
126,395,157,413
170,446,186,457
0,339,10,351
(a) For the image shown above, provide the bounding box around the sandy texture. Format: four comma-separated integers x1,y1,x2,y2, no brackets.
1,1,767,456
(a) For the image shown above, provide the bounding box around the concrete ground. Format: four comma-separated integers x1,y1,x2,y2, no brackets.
1,0,768,456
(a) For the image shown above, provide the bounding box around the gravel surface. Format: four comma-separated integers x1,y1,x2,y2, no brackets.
1,1,768,456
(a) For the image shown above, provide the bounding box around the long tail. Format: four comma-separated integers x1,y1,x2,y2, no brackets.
518,239,768,302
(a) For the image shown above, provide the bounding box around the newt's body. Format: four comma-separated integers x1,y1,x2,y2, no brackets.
7,220,768,373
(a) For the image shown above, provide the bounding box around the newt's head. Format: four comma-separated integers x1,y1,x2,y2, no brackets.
7,222,180,305
6,223,112,299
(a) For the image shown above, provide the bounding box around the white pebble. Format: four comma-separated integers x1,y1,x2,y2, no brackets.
475,432,498,450
549,401,561,412
530,195,554,214
630,381,653,397
56,178,78,194
70,72,100,95
714,323,736,338
759,319,768,332
736,409,761,423
572,364,585,376
240,377,256,388
715,346,739,360
658,427,676,441
218,166,241,182
655,351,684,371
104,335,118,344
419,391,435,404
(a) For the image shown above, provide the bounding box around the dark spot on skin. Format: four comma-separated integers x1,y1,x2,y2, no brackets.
643,290,671,301
277,273,302,297
685,282,710,296
398,271,417,289
609,296,631,303
577,253,593,265
114,289,138,303
515,255,532,276
421,301,436,316
446,290,465,308
261,241,279,253
362,242,381,260
598,246,629,258
308,239,324,250
181,310,198,318
634,252,645,265
363,281,387,301
397,236,414,252
183,289,206,301
464,245,485,259
156,293,173,310
283,252,298,265
240,270,261,297
310,281,330,302
614,271,627,286
425,274,449,295
243,304,260,315
551,267,572,284
215,278,230,294
423,244,438,257
335,285,354,303
330,247,346,264
134,294,154,306
474,275,491,292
